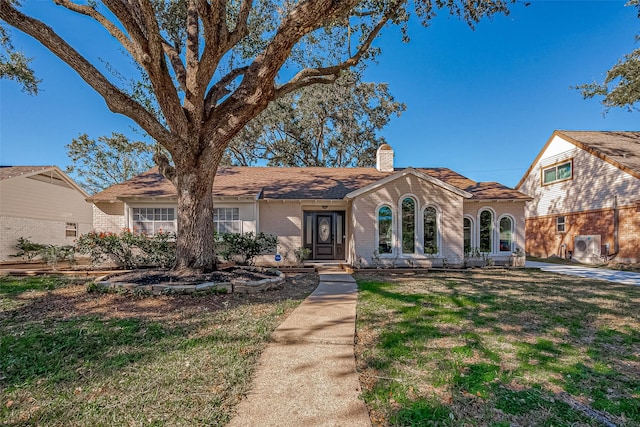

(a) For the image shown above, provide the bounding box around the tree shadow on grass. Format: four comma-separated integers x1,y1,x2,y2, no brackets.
354,270,640,426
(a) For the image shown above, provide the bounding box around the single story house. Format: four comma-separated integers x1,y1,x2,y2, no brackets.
517,130,640,264
0,166,93,262
88,145,531,267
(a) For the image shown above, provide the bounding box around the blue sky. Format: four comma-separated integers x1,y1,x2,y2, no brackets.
0,1,638,190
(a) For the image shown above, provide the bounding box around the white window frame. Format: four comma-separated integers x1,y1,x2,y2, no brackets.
557,216,566,233
542,159,573,186
399,194,419,255
65,222,78,238
498,215,515,253
131,207,177,235
478,208,496,254
422,204,441,256
463,215,475,254
213,207,242,235
375,204,396,257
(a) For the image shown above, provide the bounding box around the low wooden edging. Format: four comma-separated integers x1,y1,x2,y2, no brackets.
93,267,286,295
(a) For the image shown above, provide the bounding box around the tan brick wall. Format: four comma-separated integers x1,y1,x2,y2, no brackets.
464,201,527,260
257,201,304,265
92,202,125,233
351,174,465,267
525,204,639,263
0,216,92,261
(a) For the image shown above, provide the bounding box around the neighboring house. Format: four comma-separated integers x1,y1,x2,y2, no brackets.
88,145,531,267
517,130,640,264
0,166,93,262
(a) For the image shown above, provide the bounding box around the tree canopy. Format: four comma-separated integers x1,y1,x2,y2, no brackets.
577,0,640,112
0,0,516,272
224,71,405,167
65,133,155,194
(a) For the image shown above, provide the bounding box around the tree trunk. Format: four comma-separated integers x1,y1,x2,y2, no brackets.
172,163,217,273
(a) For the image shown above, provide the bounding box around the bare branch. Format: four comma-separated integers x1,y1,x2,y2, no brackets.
204,66,249,112
275,16,389,98
54,0,139,59
0,2,176,149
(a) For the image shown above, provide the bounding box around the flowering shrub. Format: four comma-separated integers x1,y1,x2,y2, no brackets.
218,232,277,265
76,229,176,269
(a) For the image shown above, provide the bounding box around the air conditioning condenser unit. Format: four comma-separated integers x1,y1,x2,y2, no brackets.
573,235,601,264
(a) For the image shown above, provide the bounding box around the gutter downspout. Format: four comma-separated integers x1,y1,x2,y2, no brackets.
612,195,619,259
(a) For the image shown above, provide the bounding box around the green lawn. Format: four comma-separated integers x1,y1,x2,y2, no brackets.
355,270,640,427
0,274,316,426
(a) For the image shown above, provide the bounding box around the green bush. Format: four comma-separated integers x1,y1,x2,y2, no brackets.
13,237,75,268
75,229,176,269
218,232,277,265
13,237,47,261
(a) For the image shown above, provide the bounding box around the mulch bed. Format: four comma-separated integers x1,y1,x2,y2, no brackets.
102,267,280,286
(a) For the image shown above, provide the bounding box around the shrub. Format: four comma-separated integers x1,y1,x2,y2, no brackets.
13,237,75,268
218,232,277,265
13,237,47,261
76,229,176,269
294,247,311,266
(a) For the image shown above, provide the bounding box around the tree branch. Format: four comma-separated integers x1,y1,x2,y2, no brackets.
275,16,388,98
53,0,138,59
0,2,176,149
204,66,249,112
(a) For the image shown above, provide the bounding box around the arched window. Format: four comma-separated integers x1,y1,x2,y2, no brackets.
377,206,393,254
423,206,438,254
479,210,493,253
499,216,514,252
463,217,472,254
401,197,416,253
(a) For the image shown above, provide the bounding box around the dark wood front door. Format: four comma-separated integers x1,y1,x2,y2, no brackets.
303,211,345,260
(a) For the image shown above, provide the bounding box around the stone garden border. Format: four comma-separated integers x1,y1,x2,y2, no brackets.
92,266,286,295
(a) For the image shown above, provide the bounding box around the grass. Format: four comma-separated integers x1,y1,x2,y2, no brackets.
0,274,316,426
355,270,640,427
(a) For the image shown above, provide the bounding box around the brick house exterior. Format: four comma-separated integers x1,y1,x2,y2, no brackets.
517,130,640,264
88,145,530,267
0,166,93,261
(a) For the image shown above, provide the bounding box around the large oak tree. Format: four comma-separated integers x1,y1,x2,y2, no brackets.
0,0,515,273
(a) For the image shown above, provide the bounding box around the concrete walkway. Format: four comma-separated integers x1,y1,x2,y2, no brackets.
227,268,371,427
526,261,640,286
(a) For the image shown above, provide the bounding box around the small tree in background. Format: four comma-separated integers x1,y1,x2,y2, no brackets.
66,133,154,194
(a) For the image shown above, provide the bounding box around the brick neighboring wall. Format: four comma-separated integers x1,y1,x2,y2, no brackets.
0,216,91,261
92,203,125,233
525,204,639,263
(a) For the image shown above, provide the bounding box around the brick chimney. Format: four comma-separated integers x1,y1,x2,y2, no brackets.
376,143,394,172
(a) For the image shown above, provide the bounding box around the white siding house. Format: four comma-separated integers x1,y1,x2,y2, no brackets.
0,166,93,262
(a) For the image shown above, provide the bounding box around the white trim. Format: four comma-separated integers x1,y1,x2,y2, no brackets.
463,214,475,253
399,194,419,255
421,204,441,256
345,167,473,199
375,203,396,257
127,204,178,235
497,214,515,253
477,207,496,254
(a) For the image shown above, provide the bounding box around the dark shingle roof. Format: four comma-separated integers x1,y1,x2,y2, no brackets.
0,166,54,181
557,130,640,176
88,166,530,202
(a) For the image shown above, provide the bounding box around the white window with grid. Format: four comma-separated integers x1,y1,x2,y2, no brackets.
132,207,176,235
214,208,241,234
65,222,78,238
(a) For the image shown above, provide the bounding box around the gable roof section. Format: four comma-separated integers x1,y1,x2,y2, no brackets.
89,165,529,202
517,130,640,188
345,167,473,199
0,165,89,197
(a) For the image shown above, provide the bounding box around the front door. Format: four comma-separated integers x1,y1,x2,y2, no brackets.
303,211,345,260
